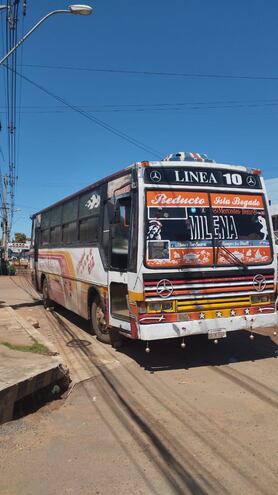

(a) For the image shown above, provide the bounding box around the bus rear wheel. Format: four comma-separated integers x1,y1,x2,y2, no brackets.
42,278,54,309
91,298,112,344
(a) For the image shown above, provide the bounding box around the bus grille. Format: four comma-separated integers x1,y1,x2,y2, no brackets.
143,271,275,302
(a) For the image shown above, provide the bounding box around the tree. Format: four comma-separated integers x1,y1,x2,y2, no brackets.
13,232,27,243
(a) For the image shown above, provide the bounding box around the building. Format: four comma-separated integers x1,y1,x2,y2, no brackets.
7,241,31,259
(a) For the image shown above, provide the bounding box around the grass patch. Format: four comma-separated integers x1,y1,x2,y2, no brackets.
1,340,51,355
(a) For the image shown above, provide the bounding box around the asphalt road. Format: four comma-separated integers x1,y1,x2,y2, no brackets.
0,274,277,495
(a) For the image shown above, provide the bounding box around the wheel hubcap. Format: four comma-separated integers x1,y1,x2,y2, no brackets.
96,305,107,332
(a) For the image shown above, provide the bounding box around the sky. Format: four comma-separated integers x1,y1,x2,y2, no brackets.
0,0,278,238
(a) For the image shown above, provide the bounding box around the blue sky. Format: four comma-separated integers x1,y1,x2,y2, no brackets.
1,0,278,237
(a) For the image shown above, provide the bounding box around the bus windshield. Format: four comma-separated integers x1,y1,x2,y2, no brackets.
145,190,272,268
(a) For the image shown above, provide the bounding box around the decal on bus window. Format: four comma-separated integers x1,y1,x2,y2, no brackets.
145,191,272,267
85,193,100,210
210,193,264,209
144,167,262,189
147,220,162,240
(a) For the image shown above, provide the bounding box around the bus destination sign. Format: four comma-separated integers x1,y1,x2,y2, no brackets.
144,167,262,189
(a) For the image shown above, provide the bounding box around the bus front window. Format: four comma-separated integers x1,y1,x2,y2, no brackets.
145,190,272,268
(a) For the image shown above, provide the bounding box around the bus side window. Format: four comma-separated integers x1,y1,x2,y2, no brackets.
41,228,49,246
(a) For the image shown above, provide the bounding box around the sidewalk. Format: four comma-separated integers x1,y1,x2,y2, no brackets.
0,303,69,425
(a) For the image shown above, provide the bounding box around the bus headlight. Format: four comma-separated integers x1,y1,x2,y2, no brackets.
161,301,174,312
147,301,175,313
147,302,162,313
138,301,175,313
138,302,147,314
251,294,271,304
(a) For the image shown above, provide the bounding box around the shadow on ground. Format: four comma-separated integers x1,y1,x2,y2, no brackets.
11,300,43,310
123,332,278,372
51,305,278,373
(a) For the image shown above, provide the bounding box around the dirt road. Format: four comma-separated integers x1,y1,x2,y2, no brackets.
0,275,277,495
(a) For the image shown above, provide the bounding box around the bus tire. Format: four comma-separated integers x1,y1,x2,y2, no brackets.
91,298,112,344
42,278,54,310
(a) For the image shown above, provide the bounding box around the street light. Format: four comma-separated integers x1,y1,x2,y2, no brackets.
0,4,92,259
0,4,93,67
69,5,93,15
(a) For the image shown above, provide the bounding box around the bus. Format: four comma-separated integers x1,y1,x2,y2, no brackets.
30,151,278,351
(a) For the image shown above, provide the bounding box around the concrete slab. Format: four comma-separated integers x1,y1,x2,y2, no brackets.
0,307,35,347
0,305,60,353
0,345,67,423
0,275,40,307
0,304,68,425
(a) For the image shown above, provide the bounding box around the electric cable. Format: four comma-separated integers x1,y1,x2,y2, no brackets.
16,3,25,183
4,66,164,159
1,98,278,113
21,63,278,82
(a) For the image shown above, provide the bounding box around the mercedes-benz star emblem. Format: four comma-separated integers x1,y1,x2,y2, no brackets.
253,274,266,292
150,170,162,183
246,175,256,187
156,279,174,298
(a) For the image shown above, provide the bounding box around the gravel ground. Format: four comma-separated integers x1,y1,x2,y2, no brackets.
0,274,277,495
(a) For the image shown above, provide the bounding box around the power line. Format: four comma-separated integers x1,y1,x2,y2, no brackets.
1,96,277,108
4,66,163,159
5,0,21,232
0,9,7,150
15,0,26,202
21,63,278,82
1,99,278,113
1,1,25,237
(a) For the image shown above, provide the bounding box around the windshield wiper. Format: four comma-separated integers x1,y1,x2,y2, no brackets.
215,240,247,269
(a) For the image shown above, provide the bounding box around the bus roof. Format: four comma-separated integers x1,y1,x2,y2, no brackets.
31,154,262,217
31,164,133,218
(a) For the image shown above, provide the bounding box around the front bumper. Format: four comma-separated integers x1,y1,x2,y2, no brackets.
138,312,278,341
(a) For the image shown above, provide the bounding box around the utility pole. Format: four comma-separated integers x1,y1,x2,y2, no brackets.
1,175,9,260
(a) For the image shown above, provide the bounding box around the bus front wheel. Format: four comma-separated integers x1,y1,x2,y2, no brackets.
91,298,112,344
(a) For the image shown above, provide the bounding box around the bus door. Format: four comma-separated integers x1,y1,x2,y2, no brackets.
107,195,132,332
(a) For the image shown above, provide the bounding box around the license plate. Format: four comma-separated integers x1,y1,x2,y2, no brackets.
208,329,227,340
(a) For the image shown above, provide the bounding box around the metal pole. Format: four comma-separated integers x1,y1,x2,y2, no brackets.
0,9,71,67
2,176,9,260
0,8,70,261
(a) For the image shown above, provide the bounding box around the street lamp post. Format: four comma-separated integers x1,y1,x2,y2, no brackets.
0,4,92,260
0,4,92,67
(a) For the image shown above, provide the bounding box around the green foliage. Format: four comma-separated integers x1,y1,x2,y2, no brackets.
2,340,50,355
6,261,16,275
13,232,27,243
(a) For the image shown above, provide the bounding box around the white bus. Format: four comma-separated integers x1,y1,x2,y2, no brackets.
30,152,277,350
